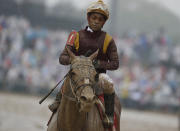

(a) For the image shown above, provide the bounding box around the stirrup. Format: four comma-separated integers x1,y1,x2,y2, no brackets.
103,115,114,128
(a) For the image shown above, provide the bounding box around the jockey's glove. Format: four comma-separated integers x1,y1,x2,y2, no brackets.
93,59,100,69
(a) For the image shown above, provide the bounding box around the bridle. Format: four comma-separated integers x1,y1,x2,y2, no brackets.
61,61,97,103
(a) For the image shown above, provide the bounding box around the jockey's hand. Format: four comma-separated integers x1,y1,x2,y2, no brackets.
85,49,92,57
93,59,100,69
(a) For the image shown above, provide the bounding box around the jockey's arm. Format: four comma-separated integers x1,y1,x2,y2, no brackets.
59,45,73,65
59,31,78,65
98,39,119,70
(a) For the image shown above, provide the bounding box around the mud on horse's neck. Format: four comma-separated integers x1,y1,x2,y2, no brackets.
58,77,88,130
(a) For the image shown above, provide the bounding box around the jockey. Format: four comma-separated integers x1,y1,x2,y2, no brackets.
48,0,119,128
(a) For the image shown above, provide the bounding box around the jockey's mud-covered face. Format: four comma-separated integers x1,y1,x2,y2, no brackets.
87,12,106,32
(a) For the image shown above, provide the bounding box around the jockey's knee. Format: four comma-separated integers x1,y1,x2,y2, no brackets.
104,85,114,94
98,73,115,94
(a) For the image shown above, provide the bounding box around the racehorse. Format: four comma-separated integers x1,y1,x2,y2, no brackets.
47,47,121,131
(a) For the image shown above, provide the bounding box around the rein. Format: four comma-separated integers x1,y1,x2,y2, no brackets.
61,77,77,102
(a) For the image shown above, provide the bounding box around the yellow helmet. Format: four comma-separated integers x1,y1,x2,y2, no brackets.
87,0,109,20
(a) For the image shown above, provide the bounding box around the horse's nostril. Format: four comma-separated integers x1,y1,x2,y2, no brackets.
80,96,87,101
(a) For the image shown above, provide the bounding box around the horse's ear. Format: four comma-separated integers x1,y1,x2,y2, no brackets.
66,46,76,60
89,49,99,60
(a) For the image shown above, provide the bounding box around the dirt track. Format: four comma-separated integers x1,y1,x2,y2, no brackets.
0,92,178,131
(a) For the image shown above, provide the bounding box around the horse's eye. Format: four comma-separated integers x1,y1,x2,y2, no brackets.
71,71,76,76
95,73,99,82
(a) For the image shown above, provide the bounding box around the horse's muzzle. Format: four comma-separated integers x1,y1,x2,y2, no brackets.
79,94,96,112
76,84,96,112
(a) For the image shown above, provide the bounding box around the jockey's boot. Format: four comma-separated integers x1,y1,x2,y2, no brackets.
48,91,62,113
103,93,115,128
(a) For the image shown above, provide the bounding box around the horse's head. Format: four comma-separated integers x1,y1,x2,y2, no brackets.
66,47,99,112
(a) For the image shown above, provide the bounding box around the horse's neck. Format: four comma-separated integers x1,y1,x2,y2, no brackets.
58,77,106,131
58,78,87,130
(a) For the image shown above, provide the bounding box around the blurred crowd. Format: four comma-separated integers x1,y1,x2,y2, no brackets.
111,29,180,111
0,16,68,94
0,16,180,111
